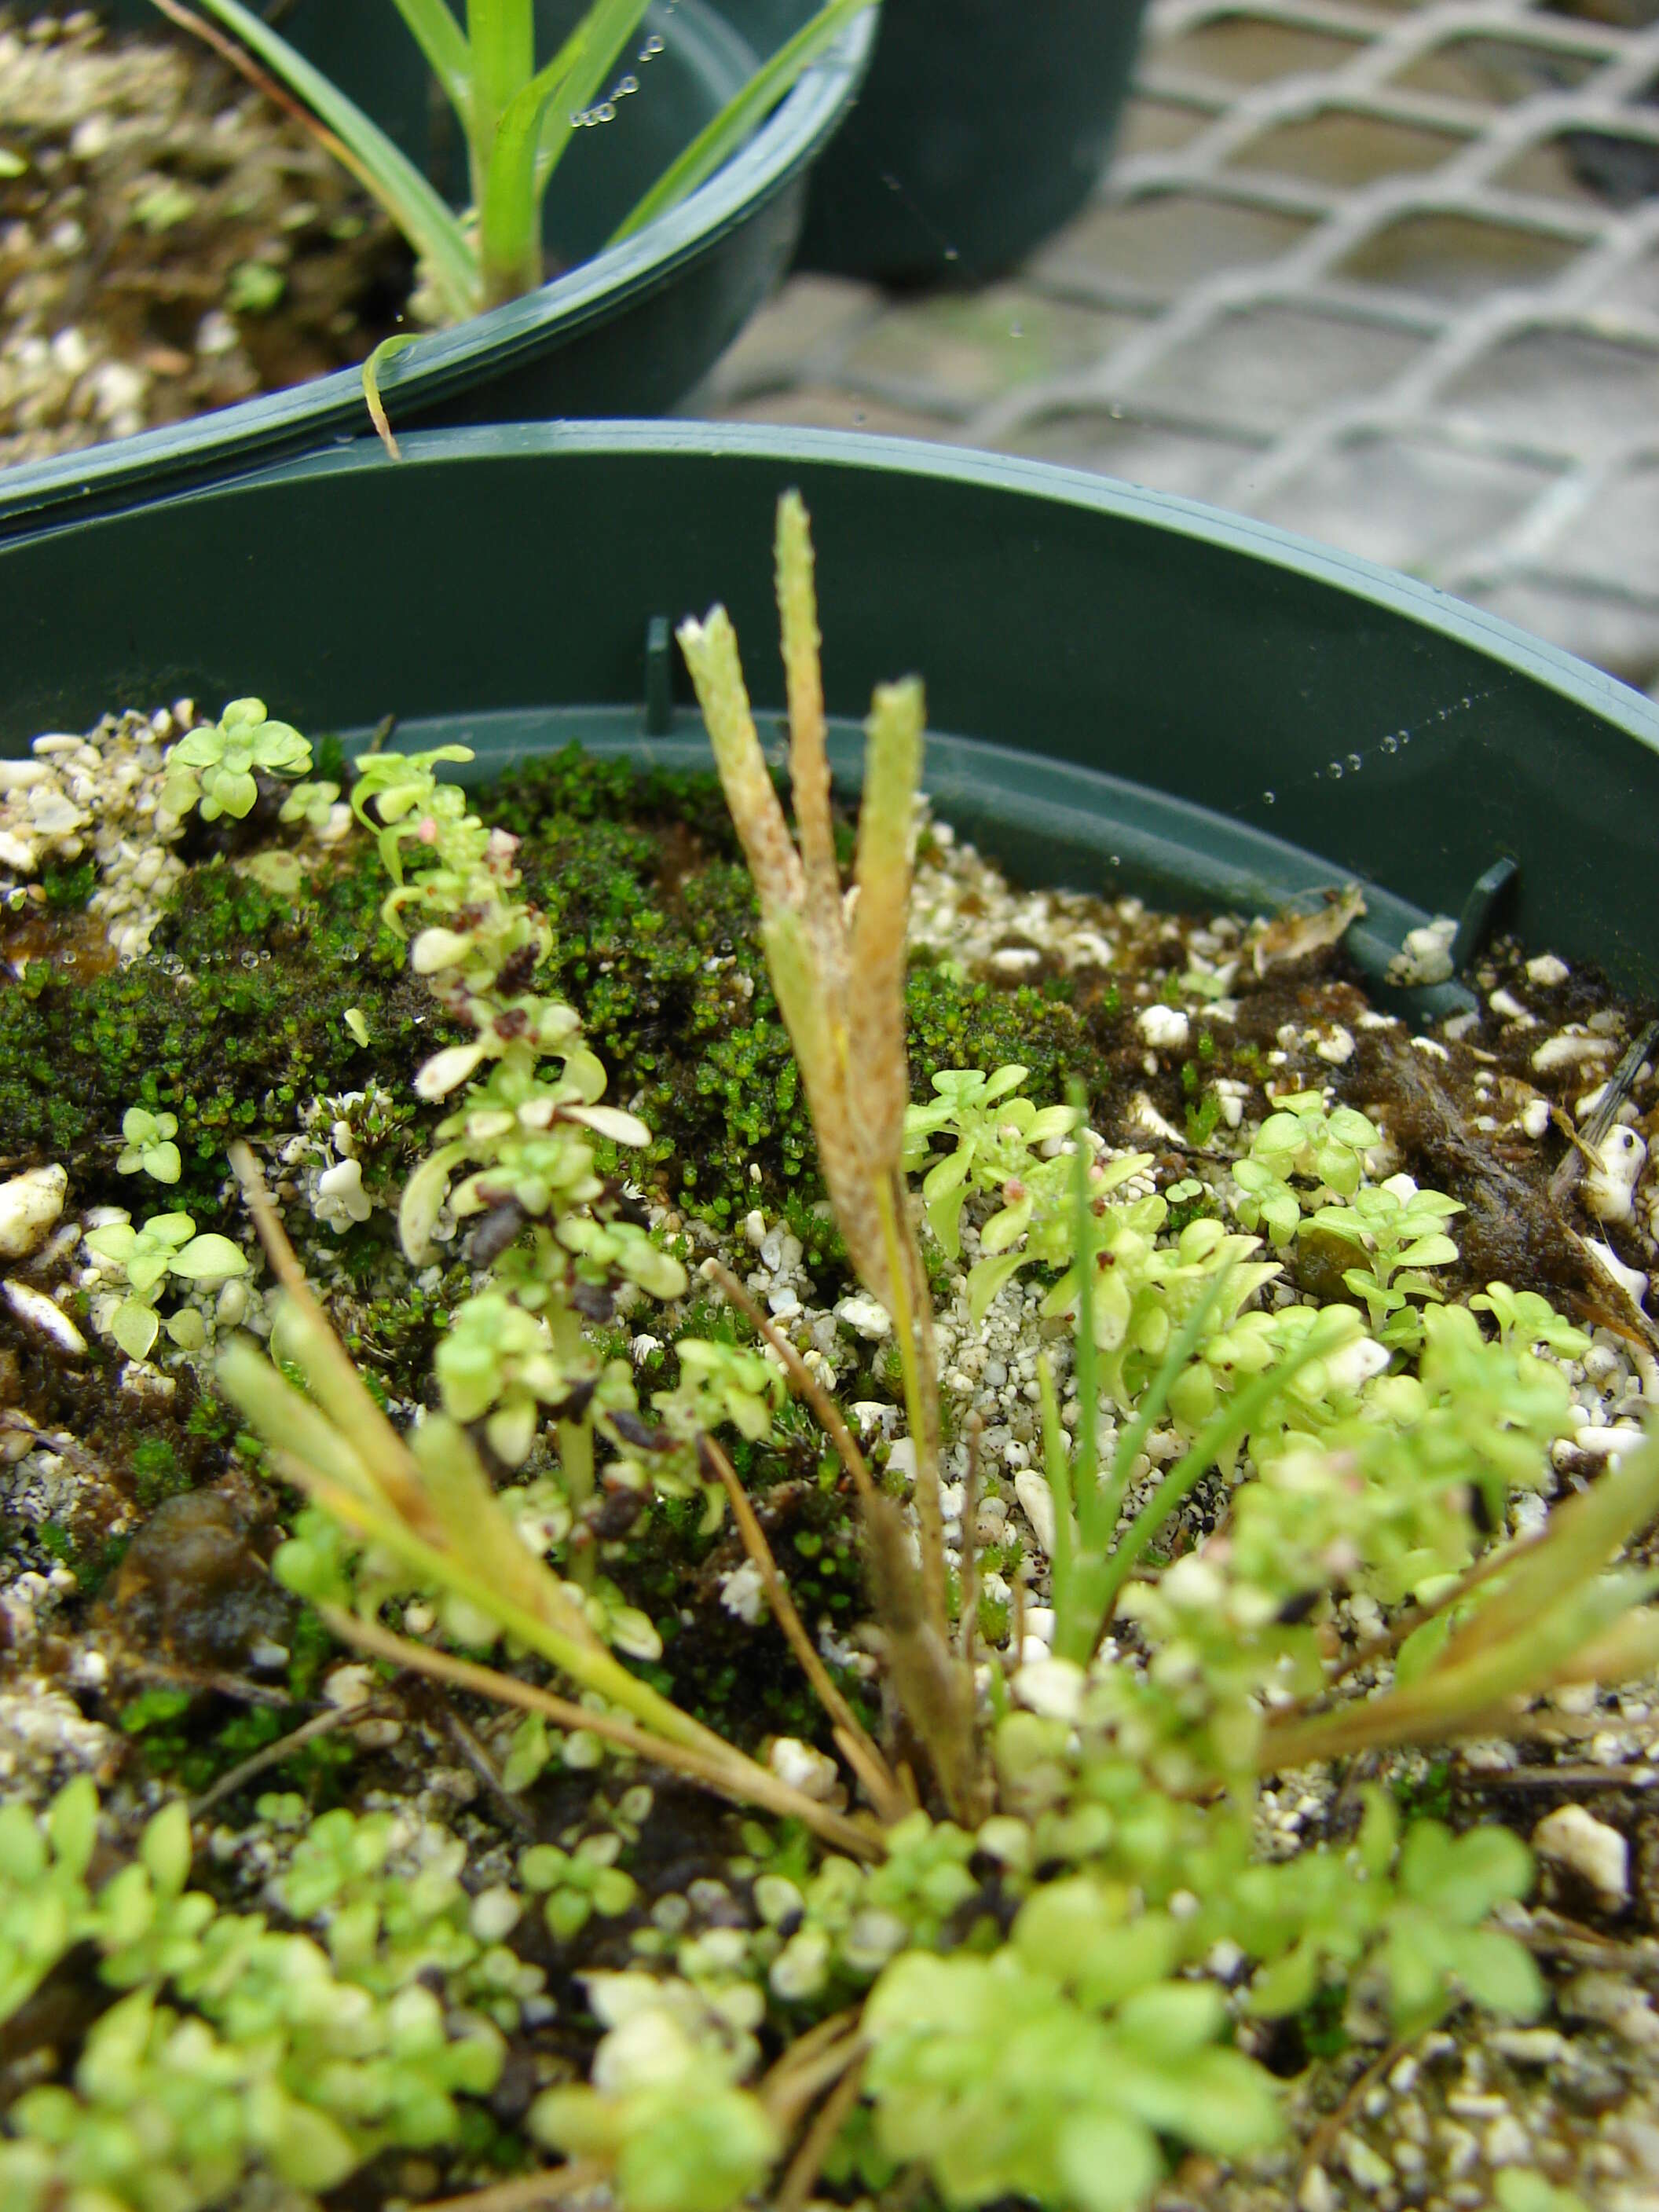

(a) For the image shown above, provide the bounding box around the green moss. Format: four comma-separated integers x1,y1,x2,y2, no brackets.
0,842,434,1204
1298,1983,1350,2061
454,753,1130,1253
40,859,97,910
119,1684,193,1734
131,1437,190,1508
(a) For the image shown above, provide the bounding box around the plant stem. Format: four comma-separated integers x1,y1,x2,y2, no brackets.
469,0,535,207
699,1434,906,1823
703,1259,877,1505
874,1174,947,1640
1097,1331,1329,1621
1068,1098,1101,1518
1037,1354,1075,1644
548,1301,596,1585
320,1604,881,1859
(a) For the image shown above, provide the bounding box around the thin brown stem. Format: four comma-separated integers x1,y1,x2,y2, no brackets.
147,0,374,193
421,1687,537,1833
190,1696,382,1817
317,1605,882,1861
422,2159,606,2212
958,1412,981,1668
698,1434,906,1824
702,1259,877,1503
1297,2036,1415,2201
876,1171,947,1642
759,2012,863,2130
119,1656,291,1711
1319,1530,1545,1695
776,2046,867,2212
1475,1759,1659,1788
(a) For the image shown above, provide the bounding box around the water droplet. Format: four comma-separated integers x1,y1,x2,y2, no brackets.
639,32,664,57
1346,753,1361,773
1009,322,1024,339
595,101,616,122
1381,734,1398,756
616,73,639,96
240,950,258,969
1262,790,1275,806
943,245,960,262
1328,760,1343,779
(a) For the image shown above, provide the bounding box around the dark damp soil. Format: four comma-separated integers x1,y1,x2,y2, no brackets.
0,6,413,470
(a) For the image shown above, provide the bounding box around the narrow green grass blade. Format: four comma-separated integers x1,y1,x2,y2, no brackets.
478,0,654,287
533,0,655,196
1098,1325,1332,1613
386,0,472,119
609,0,870,244
168,0,478,318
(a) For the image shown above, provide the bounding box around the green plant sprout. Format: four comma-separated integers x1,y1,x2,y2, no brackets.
163,0,875,322
1306,1173,1463,1349
83,1209,250,1361
678,488,978,1819
116,1104,181,1185
0,1782,511,2211
158,697,312,822
38,496,1659,2212
1229,1089,1379,1247
518,1834,639,1940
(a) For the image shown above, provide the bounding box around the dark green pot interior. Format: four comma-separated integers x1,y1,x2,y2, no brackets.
796,0,1151,284
6,426,1657,1018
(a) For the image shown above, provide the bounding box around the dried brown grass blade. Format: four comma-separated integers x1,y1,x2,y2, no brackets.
318,1605,882,1859
701,1258,877,1504
699,1434,906,1822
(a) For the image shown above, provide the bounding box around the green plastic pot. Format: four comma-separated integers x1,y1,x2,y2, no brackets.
794,0,1151,286
5,423,1657,1013
0,3,876,536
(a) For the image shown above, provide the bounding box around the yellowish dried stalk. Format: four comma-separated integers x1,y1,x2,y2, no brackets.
679,492,972,1804
676,496,926,1330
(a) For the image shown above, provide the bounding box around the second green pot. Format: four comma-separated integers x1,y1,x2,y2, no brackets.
794,0,1150,286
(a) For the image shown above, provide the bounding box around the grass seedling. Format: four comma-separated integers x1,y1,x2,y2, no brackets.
1037,1097,1338,1665
679,491,980,1818
219,1143,880,1859
159,0,873,321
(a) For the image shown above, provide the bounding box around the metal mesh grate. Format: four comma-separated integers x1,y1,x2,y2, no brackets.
701,0,1659,689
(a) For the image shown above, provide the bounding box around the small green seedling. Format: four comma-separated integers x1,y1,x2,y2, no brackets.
116,1106,181,1186
1305,1174,1463,1348
84,1211,248,1361
1232,1090,1379,1248
159,698,312,822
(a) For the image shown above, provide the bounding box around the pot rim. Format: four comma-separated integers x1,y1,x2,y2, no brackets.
215,418,1659,753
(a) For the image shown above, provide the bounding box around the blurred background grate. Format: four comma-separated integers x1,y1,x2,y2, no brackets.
696,0,1659,693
